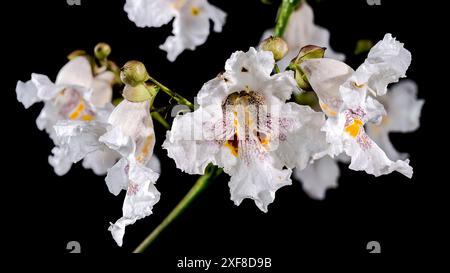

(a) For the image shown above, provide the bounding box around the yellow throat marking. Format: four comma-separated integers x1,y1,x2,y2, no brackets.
345,119,364,138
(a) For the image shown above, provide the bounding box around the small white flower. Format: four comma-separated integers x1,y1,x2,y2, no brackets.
261,1,345,70
124,0,226,61
163,47,327,212
15,56,116,175
301,34,414,178
366,80,424,161
98,99,161,246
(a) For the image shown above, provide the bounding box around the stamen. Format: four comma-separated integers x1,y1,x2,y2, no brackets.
221,91,270,159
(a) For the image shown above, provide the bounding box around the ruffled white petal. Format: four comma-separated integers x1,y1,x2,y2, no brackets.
225,48,274,90
55,56,94,88
294,156,339,200
16,79,40,108
197,77,230,107
228,156,292,212
300,58,354,116
109,164,160,246
261,71,298,104
198,48,297,105
82,149,119,175
89,71,115,107
51,120,118,175
163,105,224,174
48,146,73,176
31,73,64,100
274,103,328,170
53,120,110,163
36,102,60,140
323,111,413,177
105,158,129,196
353,33,411,96
225,48,297,103
124,0,176,28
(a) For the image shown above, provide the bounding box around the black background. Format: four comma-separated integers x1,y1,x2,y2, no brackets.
2,0,446,266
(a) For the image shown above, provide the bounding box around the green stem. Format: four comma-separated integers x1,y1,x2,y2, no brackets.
274,64,281,74
151,111,170,130
147,75,194,110
133,165,222,253
273,0,302,37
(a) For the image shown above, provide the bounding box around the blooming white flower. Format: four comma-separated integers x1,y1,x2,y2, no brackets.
99,99,161,246
124,0,226,61
163,47,328,212
15,56,117,175
300,33,414,178
261,1,345,70
53,94,161,246
294,80,423,198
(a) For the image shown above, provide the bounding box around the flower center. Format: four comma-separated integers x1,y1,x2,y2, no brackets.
55,88,95,121
191,6,201,16
222,91,270,160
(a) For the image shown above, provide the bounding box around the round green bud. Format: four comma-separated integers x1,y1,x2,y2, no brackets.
120,60,150,87
259,36,289,61
94,42,111,60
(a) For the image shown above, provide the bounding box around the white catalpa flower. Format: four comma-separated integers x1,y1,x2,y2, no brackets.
97,99,161,246
300,33,414,178
53,90,161,246
124,0,226,61
163,47,328,212
261,1,345,70
15,56,117,175
366,80,424,161
294,80,423,199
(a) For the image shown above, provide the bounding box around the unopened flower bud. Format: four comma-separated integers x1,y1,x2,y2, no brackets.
292,45,326,64
288,45,326,90
120,61,150,87
94,42,111,60
259,36,289,61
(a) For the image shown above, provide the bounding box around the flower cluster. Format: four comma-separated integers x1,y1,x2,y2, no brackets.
15,1,423,249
